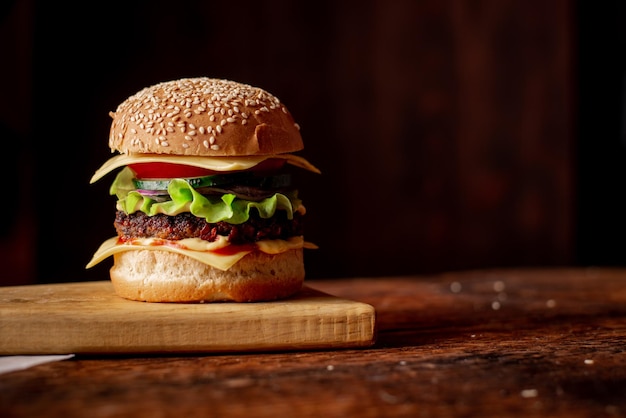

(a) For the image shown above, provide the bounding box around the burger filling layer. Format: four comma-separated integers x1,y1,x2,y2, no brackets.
86,157,313,271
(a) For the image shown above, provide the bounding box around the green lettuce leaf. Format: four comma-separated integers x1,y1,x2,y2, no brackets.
110,167,301,224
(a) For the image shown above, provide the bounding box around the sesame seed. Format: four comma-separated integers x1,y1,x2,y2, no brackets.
216,125,222,134
210,144,220,150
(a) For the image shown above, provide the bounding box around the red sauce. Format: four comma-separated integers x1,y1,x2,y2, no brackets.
117,237,255,254
211,243,256,255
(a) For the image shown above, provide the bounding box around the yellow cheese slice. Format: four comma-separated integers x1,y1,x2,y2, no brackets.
86,236,312,271
90,153,320,183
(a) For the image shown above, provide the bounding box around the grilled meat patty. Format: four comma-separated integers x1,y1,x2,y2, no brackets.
114,210,304,245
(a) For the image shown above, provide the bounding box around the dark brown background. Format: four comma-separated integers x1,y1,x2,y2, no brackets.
0,0,624,285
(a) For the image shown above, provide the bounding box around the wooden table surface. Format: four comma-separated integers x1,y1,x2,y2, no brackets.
2,267,626,417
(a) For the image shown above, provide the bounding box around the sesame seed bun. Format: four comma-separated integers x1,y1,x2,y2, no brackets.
108,77,304,157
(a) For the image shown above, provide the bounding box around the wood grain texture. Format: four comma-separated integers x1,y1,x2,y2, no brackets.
0,282,375,354
1,268,626,417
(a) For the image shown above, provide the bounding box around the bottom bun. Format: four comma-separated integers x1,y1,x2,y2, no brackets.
109,249,305,302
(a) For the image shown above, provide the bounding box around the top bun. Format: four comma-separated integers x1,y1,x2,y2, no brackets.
108,78,304,157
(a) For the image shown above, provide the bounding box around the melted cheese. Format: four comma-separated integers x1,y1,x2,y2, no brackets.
90,153,320,183
86,235,314,271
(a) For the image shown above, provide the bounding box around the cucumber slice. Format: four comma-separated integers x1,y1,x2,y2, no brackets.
133,174,238,191
132,173,292,191
133,179,171,190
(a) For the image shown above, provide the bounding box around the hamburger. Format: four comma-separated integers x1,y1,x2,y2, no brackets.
86,77,320,302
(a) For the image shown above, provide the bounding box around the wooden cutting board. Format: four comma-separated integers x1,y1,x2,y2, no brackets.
0,281,376,355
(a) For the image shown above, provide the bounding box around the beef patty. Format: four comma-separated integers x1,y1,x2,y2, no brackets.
114,210,304,245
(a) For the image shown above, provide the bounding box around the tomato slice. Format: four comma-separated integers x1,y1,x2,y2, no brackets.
251,158,286,174
129,163,219,179
128,159,286,179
